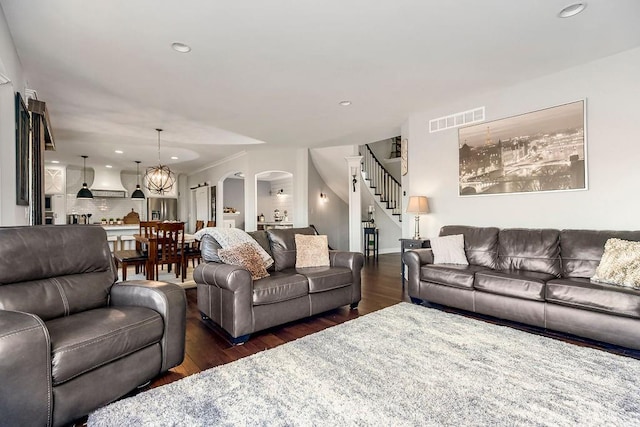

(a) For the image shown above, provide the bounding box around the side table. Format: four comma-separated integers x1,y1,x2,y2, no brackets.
363,227,379,259
400,238,430,287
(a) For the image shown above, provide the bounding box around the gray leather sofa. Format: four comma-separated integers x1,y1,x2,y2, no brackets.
404,225,640,350
0,225,187,427
194,227,363,344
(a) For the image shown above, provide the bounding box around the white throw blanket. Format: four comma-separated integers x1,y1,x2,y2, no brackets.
194,227,274,268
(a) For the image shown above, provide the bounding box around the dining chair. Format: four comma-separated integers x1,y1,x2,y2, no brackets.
206,220,215,227
195,220,204,232
136,220,159,274
155,222,186,281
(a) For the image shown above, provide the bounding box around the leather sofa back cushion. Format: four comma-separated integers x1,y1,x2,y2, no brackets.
267,227,316,271
440,225,499,269
561,229,640,278
0,225,116,320
200,234,223,263
497,228,561,276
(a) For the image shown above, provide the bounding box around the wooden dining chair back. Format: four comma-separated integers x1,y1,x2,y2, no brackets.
195,220,204,232
155,222,185,281
206,221,215,227
140,221,159,238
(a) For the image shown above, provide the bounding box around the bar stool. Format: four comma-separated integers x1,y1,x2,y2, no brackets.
106,235,118,252
363,227,379,259
120,235,136,250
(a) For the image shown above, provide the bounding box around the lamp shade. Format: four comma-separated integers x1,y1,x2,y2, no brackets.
406,196,429,214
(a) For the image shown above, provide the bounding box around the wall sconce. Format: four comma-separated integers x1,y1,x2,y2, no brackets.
320,192,328,202
351,167,358,192
271,188,285,197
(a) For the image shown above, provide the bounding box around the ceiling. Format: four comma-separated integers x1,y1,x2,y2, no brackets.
2,0,639,174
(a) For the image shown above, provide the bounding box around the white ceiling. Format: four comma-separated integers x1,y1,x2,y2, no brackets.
2,0,640,173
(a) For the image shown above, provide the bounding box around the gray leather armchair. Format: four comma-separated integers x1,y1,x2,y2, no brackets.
0,225,187,427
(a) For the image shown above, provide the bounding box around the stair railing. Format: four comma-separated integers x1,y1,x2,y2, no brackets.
360,144,402,218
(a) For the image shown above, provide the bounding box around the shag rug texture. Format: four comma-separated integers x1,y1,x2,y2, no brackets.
88,303,640,426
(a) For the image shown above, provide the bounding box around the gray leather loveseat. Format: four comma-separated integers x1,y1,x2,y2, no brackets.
194,227,363,344
0,225,187,426
404,225,640,351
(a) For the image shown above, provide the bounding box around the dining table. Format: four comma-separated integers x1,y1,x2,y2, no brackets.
134,232,197,280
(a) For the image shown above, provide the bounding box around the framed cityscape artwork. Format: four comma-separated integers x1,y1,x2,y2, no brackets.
458,100,586,196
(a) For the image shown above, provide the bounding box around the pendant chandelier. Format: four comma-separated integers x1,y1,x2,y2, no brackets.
144,128,175,195
76,155,93,199
131,160,145,199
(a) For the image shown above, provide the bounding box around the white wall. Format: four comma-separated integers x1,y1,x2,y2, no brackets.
0,6,28,225
187,148,309,231
404,47,640,238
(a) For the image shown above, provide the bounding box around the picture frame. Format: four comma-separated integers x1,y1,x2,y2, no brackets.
458,100,586,196
15,92,30,206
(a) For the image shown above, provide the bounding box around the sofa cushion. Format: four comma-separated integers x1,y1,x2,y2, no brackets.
200,234,223,263
430,234,468,265
497,228,561,277
247,230,274,260
560,229,640,279
440,226,499,269
0,225,116,321
218,242,270,280
267,227,317,271
474,270,555,301
547,278,640,319
196,228,274,269
296,266,352,293
252,272,309,305
46,306,164,385
591,238,640,289
421,264,488,289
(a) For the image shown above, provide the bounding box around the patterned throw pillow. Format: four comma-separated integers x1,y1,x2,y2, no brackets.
218,242,270,280
295,234,330,268
591,238,640,289
430,234,469,265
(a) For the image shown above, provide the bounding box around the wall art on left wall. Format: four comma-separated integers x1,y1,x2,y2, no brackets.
458,100,586,196
15,92,30,206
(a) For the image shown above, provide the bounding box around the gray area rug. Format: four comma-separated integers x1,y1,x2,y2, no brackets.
88,303,640,426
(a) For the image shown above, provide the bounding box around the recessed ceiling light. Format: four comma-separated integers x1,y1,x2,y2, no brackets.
171,156,179,160
105,165,113,168
558,3,587,18
171,42,191,53
51,160,60,164
339,100,352,106
115,150,123,154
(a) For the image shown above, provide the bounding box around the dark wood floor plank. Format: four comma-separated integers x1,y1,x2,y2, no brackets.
148,253,405,388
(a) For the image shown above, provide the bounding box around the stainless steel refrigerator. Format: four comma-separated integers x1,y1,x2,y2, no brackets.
147,198,178,221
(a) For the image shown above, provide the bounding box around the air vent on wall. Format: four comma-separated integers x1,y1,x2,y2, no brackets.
429,106,485,133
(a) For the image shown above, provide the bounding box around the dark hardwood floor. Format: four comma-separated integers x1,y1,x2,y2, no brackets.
148,253,409,389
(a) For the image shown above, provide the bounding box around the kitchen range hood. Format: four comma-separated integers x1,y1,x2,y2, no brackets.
90,167,128,198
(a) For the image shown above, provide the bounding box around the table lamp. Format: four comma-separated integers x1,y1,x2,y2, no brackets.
406,196,429,239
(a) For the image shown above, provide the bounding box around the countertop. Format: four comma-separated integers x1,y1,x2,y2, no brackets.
97,224,140,230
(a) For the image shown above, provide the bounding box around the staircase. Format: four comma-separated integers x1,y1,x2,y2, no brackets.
360,144,402,222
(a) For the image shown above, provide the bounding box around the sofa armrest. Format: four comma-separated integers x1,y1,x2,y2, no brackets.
193,261,253,292
0,310,52,427
329,251,364,304
193,261,254,338
403,248,433,295
110,281,186,372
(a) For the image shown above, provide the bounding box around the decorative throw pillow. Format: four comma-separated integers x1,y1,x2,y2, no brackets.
295,234,330,268
591,238,640,289
430,234,469,265
218,242,270,280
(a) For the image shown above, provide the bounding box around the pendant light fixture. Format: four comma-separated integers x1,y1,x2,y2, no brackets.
76,155,93,199
144,128,176,195
131,160,145,199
